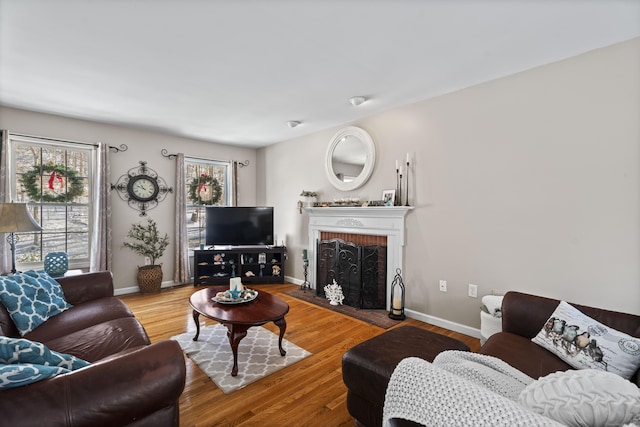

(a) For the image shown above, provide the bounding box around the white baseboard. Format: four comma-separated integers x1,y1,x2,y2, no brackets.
114,280,176,296
284,275,303,286
404,308,481,339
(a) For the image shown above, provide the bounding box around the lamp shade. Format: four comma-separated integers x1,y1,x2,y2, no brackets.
0,203,42,233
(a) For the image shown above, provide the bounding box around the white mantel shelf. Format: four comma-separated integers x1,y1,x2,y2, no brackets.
304,206,413,310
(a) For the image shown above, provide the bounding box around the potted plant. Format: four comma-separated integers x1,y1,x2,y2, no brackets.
122,218,170,293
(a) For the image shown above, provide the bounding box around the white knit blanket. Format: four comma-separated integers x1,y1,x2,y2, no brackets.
383,351,564,427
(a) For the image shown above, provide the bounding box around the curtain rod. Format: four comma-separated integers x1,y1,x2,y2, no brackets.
161,149,249,167
11,132,128,153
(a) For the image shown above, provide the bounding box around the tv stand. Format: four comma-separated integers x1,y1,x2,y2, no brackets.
194,246,286,286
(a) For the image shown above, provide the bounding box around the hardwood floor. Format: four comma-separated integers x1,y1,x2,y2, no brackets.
120,283,480,427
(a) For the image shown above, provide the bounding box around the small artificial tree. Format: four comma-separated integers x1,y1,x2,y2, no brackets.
122,218,169,266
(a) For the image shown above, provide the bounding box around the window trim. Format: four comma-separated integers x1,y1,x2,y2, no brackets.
7,133,96,271
185,157,232,251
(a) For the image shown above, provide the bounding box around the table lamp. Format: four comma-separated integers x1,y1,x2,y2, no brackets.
0,203,42,274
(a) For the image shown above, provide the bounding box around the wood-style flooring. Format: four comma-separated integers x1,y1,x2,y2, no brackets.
120,283,480,427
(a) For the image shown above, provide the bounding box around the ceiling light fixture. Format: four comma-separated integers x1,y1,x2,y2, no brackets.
287,121,301,128
348,96,366,107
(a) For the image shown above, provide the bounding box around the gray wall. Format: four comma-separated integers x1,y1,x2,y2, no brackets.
0,107,258,292
260,38,640,330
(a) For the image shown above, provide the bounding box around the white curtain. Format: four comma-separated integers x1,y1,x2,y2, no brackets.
174,153,190,283
89,143,112,271
0,130,9,274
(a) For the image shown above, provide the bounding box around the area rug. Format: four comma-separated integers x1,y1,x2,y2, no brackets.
285,289,403,329
171,324,311,394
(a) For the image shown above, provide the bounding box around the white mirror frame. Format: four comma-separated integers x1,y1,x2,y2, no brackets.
325,126,376,192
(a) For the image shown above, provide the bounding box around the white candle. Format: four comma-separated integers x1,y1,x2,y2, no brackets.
395,160,399,170
399,166,403,175
406,152,410,163
392,296,402,315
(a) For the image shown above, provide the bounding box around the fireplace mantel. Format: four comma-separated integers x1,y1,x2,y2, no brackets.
305,206,413,310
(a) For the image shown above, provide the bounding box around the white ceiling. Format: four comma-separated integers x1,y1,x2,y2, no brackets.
1,1,639,148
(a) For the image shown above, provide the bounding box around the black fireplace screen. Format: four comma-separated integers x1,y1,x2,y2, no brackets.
316,238,387,309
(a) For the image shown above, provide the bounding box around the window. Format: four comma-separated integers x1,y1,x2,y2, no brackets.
185,158,231,249
9,135,94,270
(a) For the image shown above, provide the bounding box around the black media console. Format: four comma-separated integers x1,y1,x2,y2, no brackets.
193,246,286,285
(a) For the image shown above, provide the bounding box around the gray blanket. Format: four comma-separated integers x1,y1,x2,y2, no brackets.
383,351,564,427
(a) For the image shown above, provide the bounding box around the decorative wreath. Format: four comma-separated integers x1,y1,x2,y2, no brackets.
20,163,84,203
188,173,222,205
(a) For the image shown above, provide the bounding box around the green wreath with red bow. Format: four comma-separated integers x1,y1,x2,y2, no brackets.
188,173,222,205
20,163,84,203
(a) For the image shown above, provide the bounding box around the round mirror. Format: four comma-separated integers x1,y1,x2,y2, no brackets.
325,126,376,191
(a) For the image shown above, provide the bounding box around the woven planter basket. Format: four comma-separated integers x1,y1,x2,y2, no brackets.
137,265,163,294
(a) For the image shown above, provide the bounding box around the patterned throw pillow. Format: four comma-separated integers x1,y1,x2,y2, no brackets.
0,336,89,370
0,336,89,389
0,270,72,336
0,364,68,389
519,369,640,427
532,301,640,380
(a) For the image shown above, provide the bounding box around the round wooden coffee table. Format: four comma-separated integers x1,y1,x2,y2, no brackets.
189,286,290,376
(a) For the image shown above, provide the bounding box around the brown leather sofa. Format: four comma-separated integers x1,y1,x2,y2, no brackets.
342,291,640,427
0,271,186,427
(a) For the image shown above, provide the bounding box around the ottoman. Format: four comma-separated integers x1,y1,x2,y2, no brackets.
342,325,470,427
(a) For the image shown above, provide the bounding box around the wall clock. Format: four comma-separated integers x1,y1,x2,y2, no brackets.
111,161,173,216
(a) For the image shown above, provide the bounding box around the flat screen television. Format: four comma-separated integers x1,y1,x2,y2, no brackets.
205,206,274,246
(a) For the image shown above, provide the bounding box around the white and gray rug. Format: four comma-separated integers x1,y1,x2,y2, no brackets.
171,324,311,394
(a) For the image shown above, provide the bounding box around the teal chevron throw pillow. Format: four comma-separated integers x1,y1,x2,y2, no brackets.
0,270,72,336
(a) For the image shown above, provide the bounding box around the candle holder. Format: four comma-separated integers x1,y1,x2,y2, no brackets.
405,160,410,206
300,252,311,292
395,167,400,206
398,172,403,207
389,268,406,320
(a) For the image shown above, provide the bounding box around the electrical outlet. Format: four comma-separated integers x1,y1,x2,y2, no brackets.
468,283,478,298
439,280,447,292
144,257,151,265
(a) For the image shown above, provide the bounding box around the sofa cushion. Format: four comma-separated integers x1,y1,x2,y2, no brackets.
518,369,640,427
24,297,135,343
532,301,640,380
480,332,573,379
0,336,89,389
0,270,72,336
42,317,151,362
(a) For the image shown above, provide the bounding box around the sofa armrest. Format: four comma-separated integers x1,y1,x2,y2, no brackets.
57,271,114,305
0,340,186,427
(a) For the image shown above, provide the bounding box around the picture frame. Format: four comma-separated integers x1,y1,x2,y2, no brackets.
382,189,396,206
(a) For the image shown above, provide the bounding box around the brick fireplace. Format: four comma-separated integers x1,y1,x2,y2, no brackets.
305,206,412,310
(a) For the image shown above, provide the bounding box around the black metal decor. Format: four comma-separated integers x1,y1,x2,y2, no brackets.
316,238,387,309
389,268,406,320
300,249,311,292
111,161,173,216
405,156,411,206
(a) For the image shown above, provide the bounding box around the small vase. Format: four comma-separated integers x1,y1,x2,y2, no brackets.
301,196,316,208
